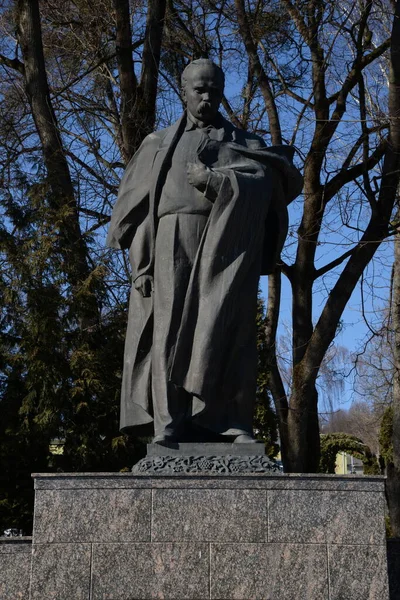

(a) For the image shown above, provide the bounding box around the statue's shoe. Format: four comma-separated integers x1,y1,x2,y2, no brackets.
233,434,257,443
152,433,178,446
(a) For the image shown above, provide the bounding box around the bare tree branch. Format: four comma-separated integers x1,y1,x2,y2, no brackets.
234,0,282,145
0,53,25,75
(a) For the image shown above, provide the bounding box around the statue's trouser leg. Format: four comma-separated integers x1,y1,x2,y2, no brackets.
151,213,209,438
192,263,259,438
219,285,258,435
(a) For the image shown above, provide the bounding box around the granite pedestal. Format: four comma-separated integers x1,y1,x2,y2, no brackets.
28,451,389,600
0,537,32,599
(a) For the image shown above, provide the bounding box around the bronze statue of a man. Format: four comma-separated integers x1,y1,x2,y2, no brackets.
107,59,302,444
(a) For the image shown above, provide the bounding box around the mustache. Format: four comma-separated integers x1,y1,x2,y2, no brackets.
198,101,212,113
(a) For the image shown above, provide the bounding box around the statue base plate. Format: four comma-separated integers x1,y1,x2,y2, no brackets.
132,442,279,474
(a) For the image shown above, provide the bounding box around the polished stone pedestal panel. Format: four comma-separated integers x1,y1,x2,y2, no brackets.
28,470,390,600
0,537,32,599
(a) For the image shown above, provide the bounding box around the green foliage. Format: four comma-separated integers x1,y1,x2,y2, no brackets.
379,405,393,467
319,432,380,474
385,515,393,538
0,178,144,534
254,292,279,458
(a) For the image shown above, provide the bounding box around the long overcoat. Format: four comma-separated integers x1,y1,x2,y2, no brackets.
107,114,303,433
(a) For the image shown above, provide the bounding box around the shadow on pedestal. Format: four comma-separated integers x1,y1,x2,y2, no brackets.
387,538,400,600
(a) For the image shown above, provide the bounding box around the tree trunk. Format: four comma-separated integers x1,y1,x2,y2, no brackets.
16,0,96,316
389,295,400,532
265,269,290,465
135,0,167,149
276,1,397,473
376,0,400,535
114,0,138,163
390,214,400,537
285,368,320,472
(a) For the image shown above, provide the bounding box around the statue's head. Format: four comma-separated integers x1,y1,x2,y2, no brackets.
181,59,225,124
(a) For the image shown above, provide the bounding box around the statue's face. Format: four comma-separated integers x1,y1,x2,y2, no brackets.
183,64,224,124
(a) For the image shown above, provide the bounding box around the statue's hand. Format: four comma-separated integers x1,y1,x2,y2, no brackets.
134,274,153,297
187,162,223,199
187,161,209,191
